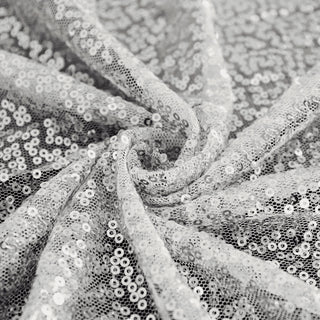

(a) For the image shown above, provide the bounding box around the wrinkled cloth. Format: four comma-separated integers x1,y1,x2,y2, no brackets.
1,0,320,319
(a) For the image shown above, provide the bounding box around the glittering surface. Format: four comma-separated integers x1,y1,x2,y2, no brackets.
1,0,320,319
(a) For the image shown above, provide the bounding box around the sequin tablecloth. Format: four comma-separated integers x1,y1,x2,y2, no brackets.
1,0,320,319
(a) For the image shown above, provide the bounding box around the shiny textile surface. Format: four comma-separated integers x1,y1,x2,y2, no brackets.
1,0,320,319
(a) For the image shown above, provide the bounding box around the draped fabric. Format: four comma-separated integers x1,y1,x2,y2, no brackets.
1,0,320,319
